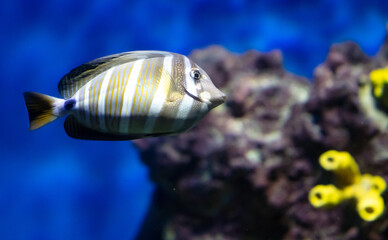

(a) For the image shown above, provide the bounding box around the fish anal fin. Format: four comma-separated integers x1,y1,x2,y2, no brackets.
64,116,145,141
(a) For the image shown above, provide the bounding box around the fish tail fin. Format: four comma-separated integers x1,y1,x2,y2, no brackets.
23,91,62,130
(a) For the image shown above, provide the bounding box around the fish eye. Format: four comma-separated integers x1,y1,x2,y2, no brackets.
190,69,201,80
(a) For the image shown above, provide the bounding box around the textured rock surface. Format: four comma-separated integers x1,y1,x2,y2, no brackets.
134,35,388,239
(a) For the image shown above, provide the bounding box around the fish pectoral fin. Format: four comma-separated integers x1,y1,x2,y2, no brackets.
64,116,146,141
166,91,183,103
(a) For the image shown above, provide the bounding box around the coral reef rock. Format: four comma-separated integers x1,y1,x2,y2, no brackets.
134,36,388,239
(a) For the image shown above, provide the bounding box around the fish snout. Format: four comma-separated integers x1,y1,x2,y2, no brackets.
198,77,226,108
209,88,226,108
221,93,226,102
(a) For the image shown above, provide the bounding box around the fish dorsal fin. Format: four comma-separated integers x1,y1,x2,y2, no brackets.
58,51,172,99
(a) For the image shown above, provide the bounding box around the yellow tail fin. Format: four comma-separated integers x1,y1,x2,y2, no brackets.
23,92,59,130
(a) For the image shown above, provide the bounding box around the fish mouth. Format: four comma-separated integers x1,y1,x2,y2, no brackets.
182,84,226,106
221,93,226,102
211,93,226,107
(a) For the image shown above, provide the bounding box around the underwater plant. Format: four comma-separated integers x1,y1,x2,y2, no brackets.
309,150,386,222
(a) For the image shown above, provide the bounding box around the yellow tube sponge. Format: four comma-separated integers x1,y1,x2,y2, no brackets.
311,150,386,222
309,184,343,208
359,174,386,194
342,184,362,200
319,150,360,186
356,191,385,222
370,67,388,107
370,67,388,98
372,176,386,193
344,174,385,200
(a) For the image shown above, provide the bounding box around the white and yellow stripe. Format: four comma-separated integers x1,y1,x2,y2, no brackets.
71,53,204,136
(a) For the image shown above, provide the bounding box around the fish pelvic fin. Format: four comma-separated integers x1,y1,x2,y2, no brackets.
23,92,62,130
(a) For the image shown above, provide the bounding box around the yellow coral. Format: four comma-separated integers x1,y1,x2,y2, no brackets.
343,174,386,200
370,67,388,107
357,191,385,222
309,184,343,208
370,68,387,98
360,174,386,194
319,150,360,186
310,150,386,222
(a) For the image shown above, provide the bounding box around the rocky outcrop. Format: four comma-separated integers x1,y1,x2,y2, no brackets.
134,35,388,239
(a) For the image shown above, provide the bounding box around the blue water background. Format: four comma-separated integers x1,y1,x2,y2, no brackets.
1,0,388,239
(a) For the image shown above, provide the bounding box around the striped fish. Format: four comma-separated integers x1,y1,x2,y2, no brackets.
23,51,226,140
